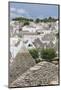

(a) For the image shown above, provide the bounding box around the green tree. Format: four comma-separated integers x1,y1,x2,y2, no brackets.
43,18,47,22
35,18,40,23
23,21,30,26
41,48,56,61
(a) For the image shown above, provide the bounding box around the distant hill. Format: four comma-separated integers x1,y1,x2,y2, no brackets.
12,17,33,22
12,16,58,23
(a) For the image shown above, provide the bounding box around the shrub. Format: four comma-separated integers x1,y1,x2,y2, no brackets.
29,48,39,59
41,48,56,61
23,21,30,26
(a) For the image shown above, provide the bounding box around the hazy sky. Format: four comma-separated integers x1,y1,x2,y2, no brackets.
9,2,58,20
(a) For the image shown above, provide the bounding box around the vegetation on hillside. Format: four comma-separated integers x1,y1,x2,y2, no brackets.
29,48,57,63
23,21,30,26
41,48,57,61
29,48,39,59
12,16,58,24
35,18,40,23
12,17,33,22
35,17,58,23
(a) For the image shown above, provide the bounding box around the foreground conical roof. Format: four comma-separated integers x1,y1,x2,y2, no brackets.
9,41,35,84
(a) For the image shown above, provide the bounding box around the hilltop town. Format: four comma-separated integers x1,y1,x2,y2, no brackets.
9,17,59,87
10,17,59,62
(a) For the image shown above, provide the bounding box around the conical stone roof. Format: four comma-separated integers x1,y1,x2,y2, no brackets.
9,41,35,84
